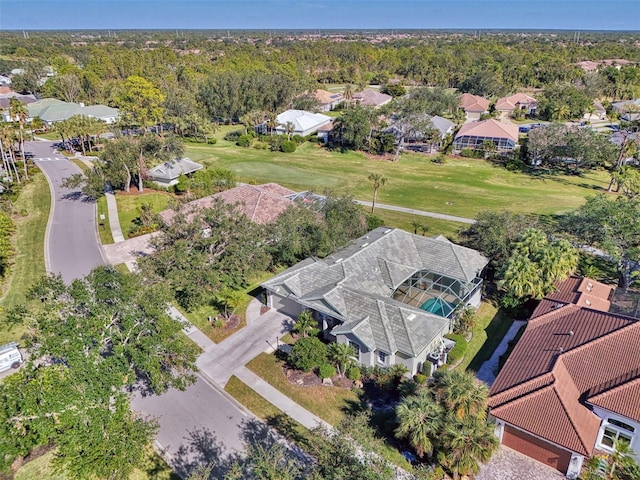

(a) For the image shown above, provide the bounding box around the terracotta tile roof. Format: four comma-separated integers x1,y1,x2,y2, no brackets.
159,183,295,226
455,119,519,142
495,93,537,112
588,377,640,423
459,93,489,112
489,277,640,457
532,277,613,318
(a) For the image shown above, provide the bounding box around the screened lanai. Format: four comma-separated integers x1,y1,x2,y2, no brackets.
392,270,483,318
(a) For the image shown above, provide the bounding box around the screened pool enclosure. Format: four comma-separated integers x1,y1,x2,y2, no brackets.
392,270,483,318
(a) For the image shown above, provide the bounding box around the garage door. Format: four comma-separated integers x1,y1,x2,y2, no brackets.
269,294,304,317
503,425,571,473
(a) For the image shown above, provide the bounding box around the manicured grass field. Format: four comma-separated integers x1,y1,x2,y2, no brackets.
96,196,114,245
185,128,608,223
114,191,173,239
0,173,50,344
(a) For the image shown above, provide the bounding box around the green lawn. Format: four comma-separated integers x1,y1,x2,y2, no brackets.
115,191,173,239
96,196,114,245
0,173,50,344
372,208,464,241
455,302,514,373
185,136,609,222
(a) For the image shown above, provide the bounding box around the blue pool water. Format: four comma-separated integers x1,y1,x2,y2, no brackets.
420,298,455,317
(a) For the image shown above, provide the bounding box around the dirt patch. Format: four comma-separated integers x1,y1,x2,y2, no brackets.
285,367,323,387
224,314,241,331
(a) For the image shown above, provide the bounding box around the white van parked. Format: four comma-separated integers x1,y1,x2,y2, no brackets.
0,342,23,373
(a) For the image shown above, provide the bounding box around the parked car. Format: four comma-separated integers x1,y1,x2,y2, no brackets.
0,341,23,373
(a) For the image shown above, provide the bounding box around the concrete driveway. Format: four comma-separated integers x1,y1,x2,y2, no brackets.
102,232,159,264
30,140,105,283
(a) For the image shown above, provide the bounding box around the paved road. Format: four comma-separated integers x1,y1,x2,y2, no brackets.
28,140,105,283
31,139,265,475
130,374,250,477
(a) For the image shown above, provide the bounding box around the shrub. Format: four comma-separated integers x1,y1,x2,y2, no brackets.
288,337,328,372
382,84,406,97
212,317,225,329
280,140,297,153
366,214,384,230
459,148,484,159
173,174,189,194
346,366,361,381
431,154,447,164
413,373,427,384
317,363,336,379
444,333,467,364
207,137,217,145
237,134,252,148
504,156,526,172
291,135,305,145
252,141,269,150
224,129,244,142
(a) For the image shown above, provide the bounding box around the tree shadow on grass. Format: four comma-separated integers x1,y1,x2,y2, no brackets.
467,308,514,373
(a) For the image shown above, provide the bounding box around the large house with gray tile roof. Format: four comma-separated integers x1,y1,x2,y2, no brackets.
489,276,640,478
262,228,488,376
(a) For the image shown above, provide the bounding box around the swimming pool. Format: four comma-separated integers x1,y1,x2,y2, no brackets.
420,297,455,317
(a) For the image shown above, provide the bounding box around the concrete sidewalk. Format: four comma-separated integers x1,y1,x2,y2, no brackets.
476,320,526,385
105,189,125,243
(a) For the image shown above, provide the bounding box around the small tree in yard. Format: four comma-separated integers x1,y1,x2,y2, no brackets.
367,172,388,213
216,287,245,320
288,337,327,372
327,342,355,376
293,310,317,338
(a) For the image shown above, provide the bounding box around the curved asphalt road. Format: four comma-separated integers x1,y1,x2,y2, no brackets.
28,140,105,283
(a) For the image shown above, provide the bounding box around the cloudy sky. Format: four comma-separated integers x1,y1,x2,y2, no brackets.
1,1,639,30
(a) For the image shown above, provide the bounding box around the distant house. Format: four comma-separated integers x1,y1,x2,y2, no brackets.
612,99,640,122
159,183,296,226
0,92,38,120
353,89,392,108
453,119,519,152
25,98,120,125
495,93,537,119
384,115,455,152
275,109,332,137
576,58,633,72
147,158,203,187
489,276,640,478
262,228,488,376
316,121,334,143
459,93,490,122
313,89,344,112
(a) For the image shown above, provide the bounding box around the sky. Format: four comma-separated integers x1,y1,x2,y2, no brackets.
0,0,639,31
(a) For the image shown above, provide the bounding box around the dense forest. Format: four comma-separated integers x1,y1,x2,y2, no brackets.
2,30,640,122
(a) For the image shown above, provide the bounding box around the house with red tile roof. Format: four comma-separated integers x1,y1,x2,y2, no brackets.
159,183,296,226
453,119,519,152
459,93,490,122
488,276,640,478
495,93,537,119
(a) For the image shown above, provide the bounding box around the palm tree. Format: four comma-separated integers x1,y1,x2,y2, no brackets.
410,219,423,235
327,342,354,376
433,369,488,420
395,389,442,458
419,224,430,236
367,173,387,213
607,438,637,480
284,121,295,141
500,252,546,300
293,310,316,338
512,228,548,257
437,416,498,480
342,84,355,107
9,97,29,180
0,124,20,183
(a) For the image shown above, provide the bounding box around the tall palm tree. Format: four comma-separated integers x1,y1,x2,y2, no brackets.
438,416,498,480
500,252,546,300
512,228,548,257
327,342,354,376
342,84,355,107
0,124,20,183
9,97,29,180
608,438,637,480
395,389,442,458
367,173,387,213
